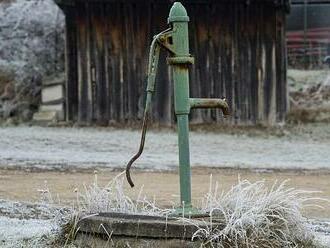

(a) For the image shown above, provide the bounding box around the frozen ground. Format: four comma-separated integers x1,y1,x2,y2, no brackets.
1,125,330,246
0,125,330,171
313,220,330,247
0,200,71,248
0,199,329,248
0,217,56,248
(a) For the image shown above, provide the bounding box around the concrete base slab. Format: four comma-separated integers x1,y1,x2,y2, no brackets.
32,108,64,123
75,212,211,247
74,233,202,248
32,110,58,123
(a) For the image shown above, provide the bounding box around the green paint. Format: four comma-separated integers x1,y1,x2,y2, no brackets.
126,2,229,214
168,2,192,208
167,2,229,210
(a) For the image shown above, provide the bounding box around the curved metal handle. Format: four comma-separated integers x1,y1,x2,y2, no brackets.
125,36,160,188
125,28,175,187
125,109,149,187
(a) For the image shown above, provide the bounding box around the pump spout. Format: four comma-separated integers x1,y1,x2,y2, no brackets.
190,98,230,117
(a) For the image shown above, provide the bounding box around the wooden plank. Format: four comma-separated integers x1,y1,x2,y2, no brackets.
257,4,265,124
91,3,109,125
87,4,96,121
249,3,258,124
277,9,288,121
76,3,92,124
106,2,122,122
63,1,288,126
63,7,78,122
188,3,203,124
152,2,173,126
208,3,222,122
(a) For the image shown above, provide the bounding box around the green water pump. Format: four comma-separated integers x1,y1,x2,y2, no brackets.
126,2,229,212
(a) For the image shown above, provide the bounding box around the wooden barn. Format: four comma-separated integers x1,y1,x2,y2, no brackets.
54,0,290,126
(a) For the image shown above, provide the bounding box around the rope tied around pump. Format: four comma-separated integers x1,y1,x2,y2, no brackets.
125,29,173,187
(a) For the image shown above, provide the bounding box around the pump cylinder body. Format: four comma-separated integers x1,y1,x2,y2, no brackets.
168,2,192,208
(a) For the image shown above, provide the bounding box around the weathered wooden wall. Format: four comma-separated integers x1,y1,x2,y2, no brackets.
61,0,288,126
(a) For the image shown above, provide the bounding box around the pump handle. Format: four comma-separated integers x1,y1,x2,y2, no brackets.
125,34,162,187
125,111,149,187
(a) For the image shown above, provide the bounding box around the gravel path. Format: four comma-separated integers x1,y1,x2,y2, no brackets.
0,125,330,171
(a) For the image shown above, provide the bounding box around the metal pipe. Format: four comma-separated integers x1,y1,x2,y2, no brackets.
190,98,230,116
168,2,192,208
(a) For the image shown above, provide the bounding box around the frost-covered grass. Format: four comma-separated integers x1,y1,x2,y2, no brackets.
69,173,327,247
61,171,174,245
1,172,327,247
75,171,173,216
189,176,325,247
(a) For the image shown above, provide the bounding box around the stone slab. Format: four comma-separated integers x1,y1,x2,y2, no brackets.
40,103,64,113
32,110,58,123
74,233,202,248
41,84,64,103
77,212,210,240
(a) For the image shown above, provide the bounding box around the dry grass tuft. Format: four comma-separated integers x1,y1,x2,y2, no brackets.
76,171,172,216
64,173,326,247
190,176,324,247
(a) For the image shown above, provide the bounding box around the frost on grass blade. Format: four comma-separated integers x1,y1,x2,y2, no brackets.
192,177,325,248
76,171,173,216
69,172,327,247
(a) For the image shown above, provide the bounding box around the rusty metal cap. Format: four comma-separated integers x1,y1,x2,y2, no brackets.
168,2,190,24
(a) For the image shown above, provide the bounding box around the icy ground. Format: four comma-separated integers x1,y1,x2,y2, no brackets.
0,217,56,247
313,220,330,247
0,124,330,246
0,200,71,248
0,198,329,248
0,125,330,171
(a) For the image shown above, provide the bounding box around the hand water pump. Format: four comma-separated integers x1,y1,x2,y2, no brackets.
126,2,229,213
